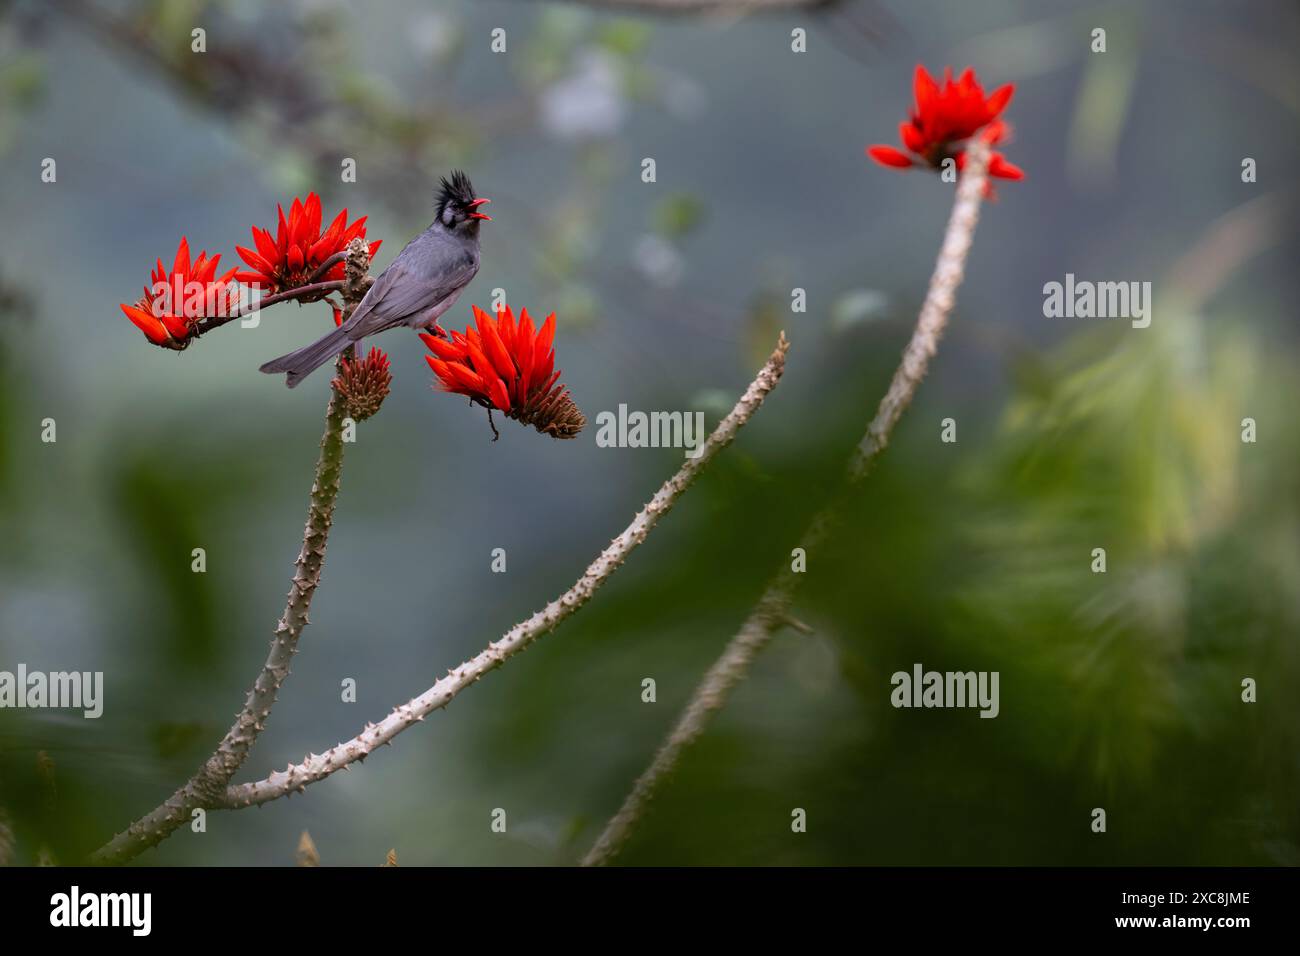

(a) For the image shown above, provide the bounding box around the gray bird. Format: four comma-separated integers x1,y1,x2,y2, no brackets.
260,171,491,387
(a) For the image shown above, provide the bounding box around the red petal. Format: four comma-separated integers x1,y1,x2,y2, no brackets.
425,355,460,392
535,347,554,387
988,154,1025,180
981,120,1008,145
275,204,289,252
288,196,304,244
159,310,190,338
867,145,914,169
253,226,278,263
535,312,556,354
985,83,1014,118
236,245,274,274
173,237,191,279
487,375,511,412
515,310,536,396
537,369,562,398
466,339,494,379
475,310,516,382
442,359,489,396
304,193,322,241
324,209,347,243
497,304,516,353
343,215,368,244
913,64,939,113
422,334,468,361
899,121,926,154
308,234,334,263
193,255,214,286
121,303,170,344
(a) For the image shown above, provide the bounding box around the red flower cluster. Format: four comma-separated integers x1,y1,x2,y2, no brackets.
121,192,385,348
422,305,586,439
235,192,380,293
119,237,238,348
867,65,1024,184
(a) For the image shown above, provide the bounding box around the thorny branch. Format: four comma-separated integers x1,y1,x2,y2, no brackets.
92,240,373,865
219,334,790,808
583,141,993,866
92,327,789,861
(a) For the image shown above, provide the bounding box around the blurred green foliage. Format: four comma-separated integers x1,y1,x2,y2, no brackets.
496,313,1298,866
652,193,707,239
0,0,1296,867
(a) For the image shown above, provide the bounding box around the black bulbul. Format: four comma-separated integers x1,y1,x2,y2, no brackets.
260,171,491,388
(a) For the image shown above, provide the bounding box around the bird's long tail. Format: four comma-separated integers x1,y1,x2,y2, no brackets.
259,324,353,388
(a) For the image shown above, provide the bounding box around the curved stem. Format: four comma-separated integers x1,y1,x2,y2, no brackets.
307,251,348,285
219,334,790,809
92,389,348,864
179,279,348,344
583,142,992,866
92,243,372,865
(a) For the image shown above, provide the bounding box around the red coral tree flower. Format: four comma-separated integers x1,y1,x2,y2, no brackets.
119,236,238,348
235,192,381,295
867,65,1024,183
421,305,586,440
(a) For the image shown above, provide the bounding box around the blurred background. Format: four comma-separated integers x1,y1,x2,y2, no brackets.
0,0,1297,866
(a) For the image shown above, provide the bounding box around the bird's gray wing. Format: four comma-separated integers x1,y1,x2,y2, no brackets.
343,243,478,338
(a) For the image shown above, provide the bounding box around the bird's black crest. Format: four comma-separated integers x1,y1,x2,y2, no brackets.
435,170,477,218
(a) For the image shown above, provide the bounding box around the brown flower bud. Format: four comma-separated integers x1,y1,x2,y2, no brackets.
332,347,392,421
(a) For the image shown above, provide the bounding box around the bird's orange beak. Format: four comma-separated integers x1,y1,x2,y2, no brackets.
467,198,492,221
